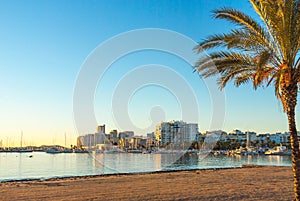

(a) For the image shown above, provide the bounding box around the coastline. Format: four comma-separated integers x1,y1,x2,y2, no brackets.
0,165,294,200
1,166,245,183
0,166,245,183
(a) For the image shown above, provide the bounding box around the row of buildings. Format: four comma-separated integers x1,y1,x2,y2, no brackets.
77,122,297,151
208,129,294,147
77,121,199,150
77,125,153,150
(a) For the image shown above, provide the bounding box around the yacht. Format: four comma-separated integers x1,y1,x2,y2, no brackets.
46,147,62,154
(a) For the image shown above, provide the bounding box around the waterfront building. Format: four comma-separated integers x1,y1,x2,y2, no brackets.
77,125,108,148
84,134,95,148
155,120,198,147
269,132,289,145
110,130,118,138
257,133,271,145
185,123,198,142
245,131,257,147
96,124,105,134
147,132,155,140
123,137,132,148
77,136,84,148
109,130,118,144
105,134,111,142
119,131,134,139
95,133,105,145
147,132,156,147
237,134,246,142
227,134,238,141
129,136,143,149
227,129,246,143
95,124,107,145
77,127,135,150
144,137,154,149
229,129,243,135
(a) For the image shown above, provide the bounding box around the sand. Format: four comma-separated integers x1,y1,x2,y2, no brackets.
0,166,294,201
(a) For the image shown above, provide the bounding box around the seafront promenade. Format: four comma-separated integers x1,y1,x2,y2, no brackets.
0,165,294,201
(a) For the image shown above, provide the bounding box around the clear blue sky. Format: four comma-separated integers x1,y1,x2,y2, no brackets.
0,0,297,146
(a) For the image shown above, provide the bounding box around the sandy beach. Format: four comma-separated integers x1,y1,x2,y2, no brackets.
0,165,294,201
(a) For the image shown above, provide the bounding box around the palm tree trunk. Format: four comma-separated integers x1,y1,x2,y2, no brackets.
283,84,300,201
288,108,300,201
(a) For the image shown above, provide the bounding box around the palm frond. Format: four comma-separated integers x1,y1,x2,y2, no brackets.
195,0,300,102
233,73,253,87
256,50,271,69
249,0,284,60
194,34,227,53
212,7,282,57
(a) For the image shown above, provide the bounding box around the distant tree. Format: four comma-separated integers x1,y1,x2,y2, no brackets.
253,140,259,147
266,140,277,148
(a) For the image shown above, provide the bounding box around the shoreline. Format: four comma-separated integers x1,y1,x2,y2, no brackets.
0,164,284,183
0,165,294,201
1,164,291,183
0,166,243,183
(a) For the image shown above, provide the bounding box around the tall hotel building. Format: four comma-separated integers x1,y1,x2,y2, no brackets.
154,120,198,146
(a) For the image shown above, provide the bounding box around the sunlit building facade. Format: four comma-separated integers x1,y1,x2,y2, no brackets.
155,120,198,146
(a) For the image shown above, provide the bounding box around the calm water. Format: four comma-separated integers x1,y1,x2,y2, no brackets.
0,152,292,181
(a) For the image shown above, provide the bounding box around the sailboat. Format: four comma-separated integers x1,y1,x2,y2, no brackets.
16,131,33,152
62,132,73,153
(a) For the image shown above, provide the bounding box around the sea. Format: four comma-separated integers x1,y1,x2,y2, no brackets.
0,152,292,182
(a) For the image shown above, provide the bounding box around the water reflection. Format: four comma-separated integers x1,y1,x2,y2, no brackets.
154,154,161,171
0,152,292,181
18,153,23,179
163,153,198,170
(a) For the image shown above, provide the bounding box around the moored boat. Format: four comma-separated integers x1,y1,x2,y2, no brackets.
74,149,89,153
62,149,73,153
46,147,62,154
264,145,291,155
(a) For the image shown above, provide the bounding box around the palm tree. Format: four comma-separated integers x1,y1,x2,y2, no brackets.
194,0,300,199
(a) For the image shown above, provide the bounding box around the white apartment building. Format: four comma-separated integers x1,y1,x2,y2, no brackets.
155,120,198,146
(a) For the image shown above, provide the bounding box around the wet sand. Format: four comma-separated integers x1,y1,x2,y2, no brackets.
0,166,294,201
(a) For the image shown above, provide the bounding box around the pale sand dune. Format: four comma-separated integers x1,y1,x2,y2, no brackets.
0,166,294,201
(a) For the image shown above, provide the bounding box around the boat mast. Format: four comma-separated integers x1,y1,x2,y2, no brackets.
21,131,23,148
